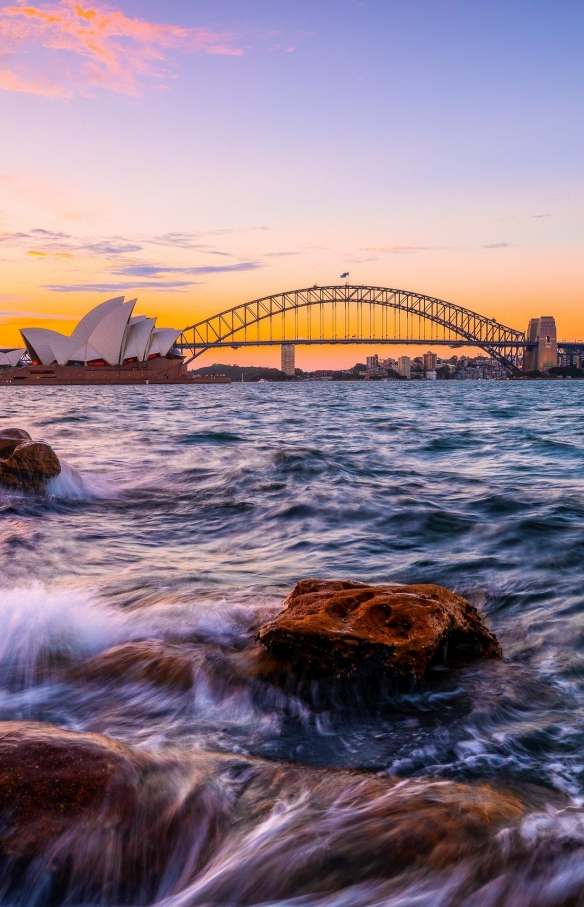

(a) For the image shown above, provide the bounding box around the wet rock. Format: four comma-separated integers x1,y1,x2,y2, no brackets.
257,579,501,692
0,434,61,492
0,722,140,862
0,428,31,458
201,767,584,907
175,763,526,906
68,640,195,690
0,722,231,905
0,721,563,907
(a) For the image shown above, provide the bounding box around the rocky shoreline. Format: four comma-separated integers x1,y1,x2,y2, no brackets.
0,720,536,907
0,576,525,906
0,454,569,906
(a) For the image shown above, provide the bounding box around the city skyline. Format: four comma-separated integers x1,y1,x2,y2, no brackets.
1,0,583,369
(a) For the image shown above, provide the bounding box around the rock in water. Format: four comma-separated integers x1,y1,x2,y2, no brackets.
0,428,31,457
257,579,501,691
0,431,61,492
0,721,531,907
2,722,570,907
0,722,229,905
0,722,140,862
68,640,196,690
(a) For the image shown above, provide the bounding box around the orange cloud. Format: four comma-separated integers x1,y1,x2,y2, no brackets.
26,249,73,257
0,0,242,98
0,67,66,96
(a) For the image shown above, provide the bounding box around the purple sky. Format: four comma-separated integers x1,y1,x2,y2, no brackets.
1,0,583,365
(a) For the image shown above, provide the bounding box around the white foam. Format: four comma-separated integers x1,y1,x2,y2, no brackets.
0,583,280,690
46,459,106,500
0,584,140,686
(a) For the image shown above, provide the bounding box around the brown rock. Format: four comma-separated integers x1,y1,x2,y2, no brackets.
257,579,501,690
181,764,527,906
0,428,32,458
0,438,61,492
68,640,195,690
0,722,557,907
0,722,140,861
0,722,230,904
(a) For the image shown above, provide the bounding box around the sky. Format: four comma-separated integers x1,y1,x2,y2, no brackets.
0,0,583,369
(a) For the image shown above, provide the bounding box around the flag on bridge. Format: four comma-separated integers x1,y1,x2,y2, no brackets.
340,272,349,279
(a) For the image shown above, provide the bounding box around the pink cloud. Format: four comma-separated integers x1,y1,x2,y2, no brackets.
0,0,242,98
0,67,67,96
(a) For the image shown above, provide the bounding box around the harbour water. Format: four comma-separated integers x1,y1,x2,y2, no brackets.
2,381,584,906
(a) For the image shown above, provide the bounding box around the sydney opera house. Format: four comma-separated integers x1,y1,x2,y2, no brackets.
0,297,221,385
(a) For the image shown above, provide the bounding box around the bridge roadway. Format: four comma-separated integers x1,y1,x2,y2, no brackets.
181,339,532,349
175,285,566,373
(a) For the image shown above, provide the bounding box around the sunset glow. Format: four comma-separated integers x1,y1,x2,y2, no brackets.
1,0,583,369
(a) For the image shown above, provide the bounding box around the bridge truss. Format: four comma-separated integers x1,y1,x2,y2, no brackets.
177,285,528,372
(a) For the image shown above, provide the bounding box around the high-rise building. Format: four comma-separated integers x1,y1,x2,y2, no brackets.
397,355,411,378
281,343,295,376
523,317,557,372
366,354,379,371
423,351,437,371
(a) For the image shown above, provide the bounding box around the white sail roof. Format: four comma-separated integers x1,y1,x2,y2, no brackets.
123,317,156,362
0,348,25,367
71,296,125,344
87,299,136,365
148,328,181,358
68,342,104,365
20,328,71,366
20,297,181,367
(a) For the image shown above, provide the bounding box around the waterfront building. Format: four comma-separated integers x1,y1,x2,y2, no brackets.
0,297,217,385
425,370,437,380
423,351,438,371
397,356,411,378
281,343,296,376
20,297,181,367
366,354,379,371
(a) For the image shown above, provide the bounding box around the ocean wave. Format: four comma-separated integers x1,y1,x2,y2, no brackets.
46,460,107,500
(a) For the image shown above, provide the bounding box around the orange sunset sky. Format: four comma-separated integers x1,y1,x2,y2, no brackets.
1,0,582,370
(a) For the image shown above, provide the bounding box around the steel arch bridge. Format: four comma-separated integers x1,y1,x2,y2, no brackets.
177,285,529,372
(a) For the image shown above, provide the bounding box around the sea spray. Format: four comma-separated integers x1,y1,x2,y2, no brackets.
46,459,105,500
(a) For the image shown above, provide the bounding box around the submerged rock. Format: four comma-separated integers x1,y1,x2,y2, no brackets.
0,722,140,861
0,428,61,492
0,720,533,907
0,722,229,904
193,766,526,906
257,579,501,691
68,640,195,690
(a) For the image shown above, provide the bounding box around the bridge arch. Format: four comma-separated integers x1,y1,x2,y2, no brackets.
177,285,527,372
